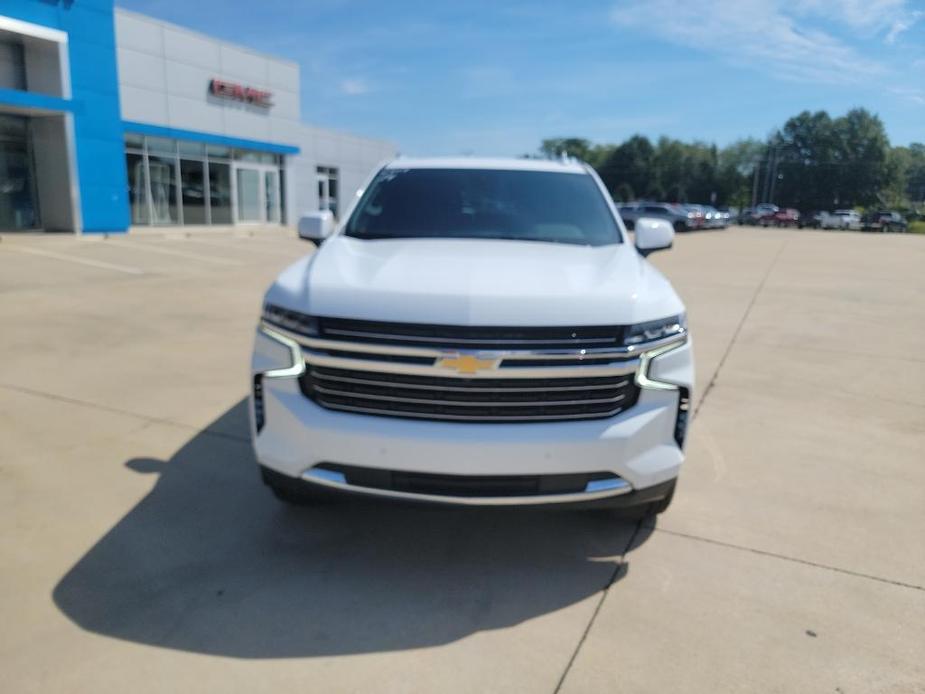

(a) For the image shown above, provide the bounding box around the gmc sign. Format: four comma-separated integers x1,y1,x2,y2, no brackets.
209,79,273,108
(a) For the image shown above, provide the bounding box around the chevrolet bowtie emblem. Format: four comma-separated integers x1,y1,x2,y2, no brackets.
437,354,499,374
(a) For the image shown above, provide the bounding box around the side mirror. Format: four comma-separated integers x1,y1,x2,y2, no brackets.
634,217,674,257
298,211,335,243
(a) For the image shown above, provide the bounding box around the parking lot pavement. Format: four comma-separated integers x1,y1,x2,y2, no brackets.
1,227,923,693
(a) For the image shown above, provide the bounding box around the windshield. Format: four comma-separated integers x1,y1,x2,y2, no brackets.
344,168,622,246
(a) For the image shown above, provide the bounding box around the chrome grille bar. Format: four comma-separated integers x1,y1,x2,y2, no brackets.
313,371,630,393
311,384,627,407
310,401,631,422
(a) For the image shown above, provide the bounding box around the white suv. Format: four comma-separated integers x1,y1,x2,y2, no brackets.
250,158,694,516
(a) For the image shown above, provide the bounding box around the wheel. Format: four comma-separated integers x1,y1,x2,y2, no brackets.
673,221,687,233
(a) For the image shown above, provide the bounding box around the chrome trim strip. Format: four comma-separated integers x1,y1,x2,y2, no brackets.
302,468,634,506
322,327,620,346
311,384,627,407
258,326,307,379
303,351,641,379
311,401,628,421
311,371,630,393
263,322,686,360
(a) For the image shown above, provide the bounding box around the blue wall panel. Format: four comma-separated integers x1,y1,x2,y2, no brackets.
3,0,129,232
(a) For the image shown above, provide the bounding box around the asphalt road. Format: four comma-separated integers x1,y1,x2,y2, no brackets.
1,226,923,693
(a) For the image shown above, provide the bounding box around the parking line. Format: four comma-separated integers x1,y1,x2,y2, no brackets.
180,237,300,258
105,240,242,266
13,247,145,275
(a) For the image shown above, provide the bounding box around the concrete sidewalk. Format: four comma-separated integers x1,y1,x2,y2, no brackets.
0,227,922,693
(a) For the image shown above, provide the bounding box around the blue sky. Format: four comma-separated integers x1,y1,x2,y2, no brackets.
118,0,925,155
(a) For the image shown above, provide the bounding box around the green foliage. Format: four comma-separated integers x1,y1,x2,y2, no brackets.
538,109,920,210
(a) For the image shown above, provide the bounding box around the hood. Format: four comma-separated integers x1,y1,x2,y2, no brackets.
265,236,684,326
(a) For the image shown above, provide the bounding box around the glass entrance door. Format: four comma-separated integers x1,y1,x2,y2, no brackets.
0,114,39,231
264,170,280,223
234,164,281,224
236,167,262,222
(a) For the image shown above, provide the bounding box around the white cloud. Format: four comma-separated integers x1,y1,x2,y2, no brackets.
610,0,904,85
885,10,923,43
792,0,908,32
339,79,370,96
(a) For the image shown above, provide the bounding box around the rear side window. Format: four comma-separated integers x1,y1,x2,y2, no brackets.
345,168,622,246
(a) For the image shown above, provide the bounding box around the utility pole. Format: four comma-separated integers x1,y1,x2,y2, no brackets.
751,158,761,208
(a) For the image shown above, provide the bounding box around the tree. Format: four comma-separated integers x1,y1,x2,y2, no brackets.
832,109,894,207
535,107,905,211
597,135,654,199
539,138,594,162
717,138,765,208
899,143,925,203
769,108,895,210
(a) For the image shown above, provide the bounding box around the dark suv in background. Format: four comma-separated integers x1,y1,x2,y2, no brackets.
862,211,908,232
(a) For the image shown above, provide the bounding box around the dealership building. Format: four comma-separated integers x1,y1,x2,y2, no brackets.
0,0,396,233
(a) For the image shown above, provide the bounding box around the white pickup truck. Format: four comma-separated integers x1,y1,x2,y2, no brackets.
250,158,694,517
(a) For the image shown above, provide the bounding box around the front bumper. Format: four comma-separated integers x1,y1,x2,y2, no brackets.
250,335,694,506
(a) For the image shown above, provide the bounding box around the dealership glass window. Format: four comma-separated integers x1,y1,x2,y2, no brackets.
178,140,206,157
0,114,40,230
125,152,149,225
235,149,278,165
180,159,207,225
208,162,233,224
147,153,178,224
123,133,282,226
206,144,231,158
264,170,281,223
317,165,339,217
146,136,176,155
0,39,26,91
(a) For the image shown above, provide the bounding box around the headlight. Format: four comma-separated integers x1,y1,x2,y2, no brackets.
262,303,319,336
624,313,687,347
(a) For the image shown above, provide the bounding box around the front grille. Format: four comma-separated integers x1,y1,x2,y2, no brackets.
318,317,624,351
300,365,640,423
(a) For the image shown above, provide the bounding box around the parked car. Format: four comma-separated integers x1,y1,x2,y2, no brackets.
620,202,703,232
798,211,824,229
703,205,729,229
862,210,907,232
741,203,779,225
717,206,737,225
820,209,862,230
692,204,727,229
252,158,693,517
760,208,800,227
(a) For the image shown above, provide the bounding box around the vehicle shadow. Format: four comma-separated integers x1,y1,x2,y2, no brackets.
53,400,651,659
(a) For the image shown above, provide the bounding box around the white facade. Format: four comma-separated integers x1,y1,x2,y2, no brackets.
113,8,395,227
